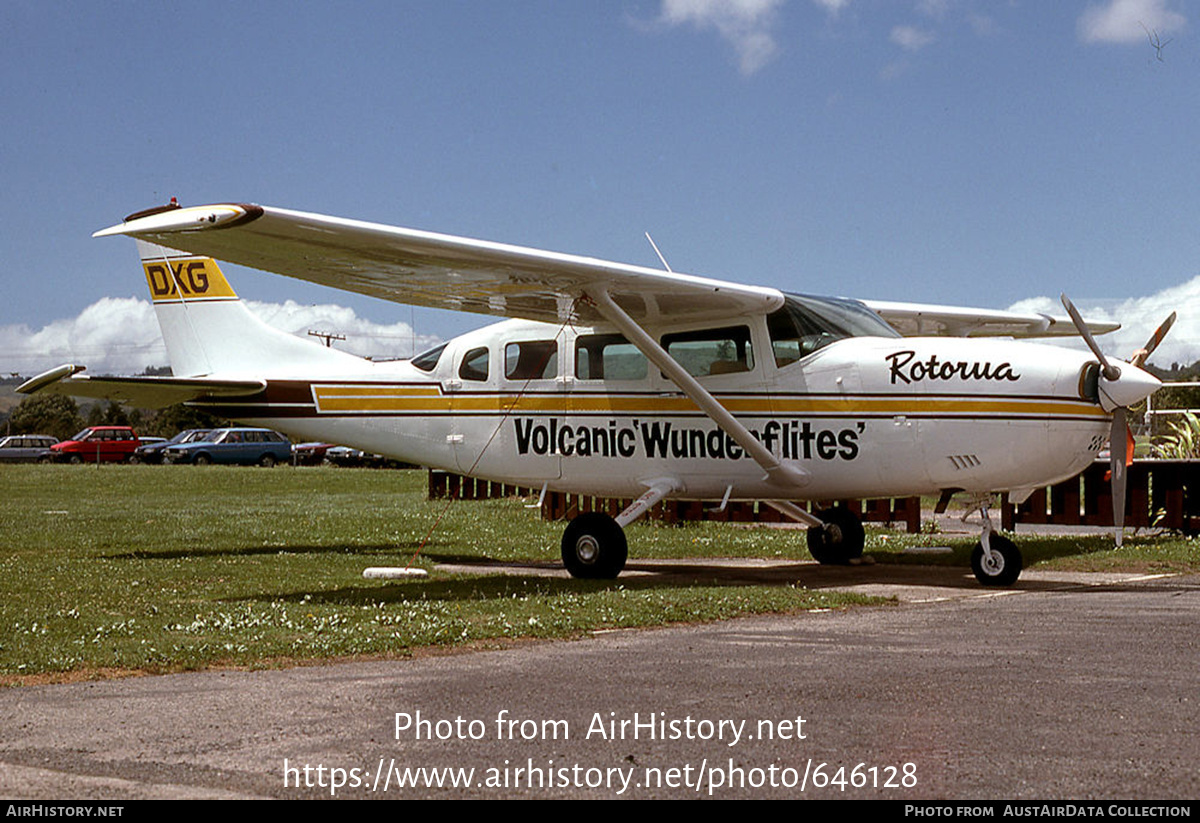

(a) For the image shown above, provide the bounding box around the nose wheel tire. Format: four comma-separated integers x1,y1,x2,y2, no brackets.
562,513,628,579
806,505,865,565
971,534,1022,586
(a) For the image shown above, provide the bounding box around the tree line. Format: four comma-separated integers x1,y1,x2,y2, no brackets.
3,393,227,441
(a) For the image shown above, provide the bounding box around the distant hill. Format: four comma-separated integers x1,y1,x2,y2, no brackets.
1146,359,1200,382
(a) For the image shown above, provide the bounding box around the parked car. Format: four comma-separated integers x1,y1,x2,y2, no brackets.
322,445,368,466
131,429,213,464
0,434,59,462
48,426,140,463
292,442,333,466
164,427,292,466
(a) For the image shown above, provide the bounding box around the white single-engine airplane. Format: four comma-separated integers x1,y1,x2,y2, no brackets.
21,201,1171,586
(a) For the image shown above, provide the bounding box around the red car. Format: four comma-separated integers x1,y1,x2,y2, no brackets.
49,426,141,463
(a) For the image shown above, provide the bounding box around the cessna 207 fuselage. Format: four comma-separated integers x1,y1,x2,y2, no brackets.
20,202,1163,587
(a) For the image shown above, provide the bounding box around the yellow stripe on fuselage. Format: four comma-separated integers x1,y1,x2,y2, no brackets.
310,385,1106,419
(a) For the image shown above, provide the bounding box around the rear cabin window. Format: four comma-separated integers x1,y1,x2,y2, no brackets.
575,334,648,381
505,340,558,380
662,326,754,377
459,347,489,381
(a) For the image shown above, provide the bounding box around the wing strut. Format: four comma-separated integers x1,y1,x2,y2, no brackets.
584,287,811,493
762,499,825,530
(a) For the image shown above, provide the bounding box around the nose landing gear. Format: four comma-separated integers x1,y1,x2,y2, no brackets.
968,499,1022,586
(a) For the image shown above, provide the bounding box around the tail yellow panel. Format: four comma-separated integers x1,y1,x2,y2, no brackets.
143,257,238,302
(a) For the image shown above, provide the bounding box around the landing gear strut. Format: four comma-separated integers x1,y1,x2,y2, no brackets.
969,500,1022,586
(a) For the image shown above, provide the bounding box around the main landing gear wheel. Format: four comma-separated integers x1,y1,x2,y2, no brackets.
971,533,1022,587
561,512,628,579
806,505,865,565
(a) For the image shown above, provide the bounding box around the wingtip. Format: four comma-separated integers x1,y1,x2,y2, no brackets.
92,203,264,239
17,364,86,394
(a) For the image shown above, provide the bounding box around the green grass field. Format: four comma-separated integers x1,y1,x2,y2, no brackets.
1,465,1196,682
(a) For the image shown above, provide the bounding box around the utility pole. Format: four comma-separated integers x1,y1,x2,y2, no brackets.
307,330,346,348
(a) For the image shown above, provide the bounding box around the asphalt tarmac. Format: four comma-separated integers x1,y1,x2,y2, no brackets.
0,563,1197,800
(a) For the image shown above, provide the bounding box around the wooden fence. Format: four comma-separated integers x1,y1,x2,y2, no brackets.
431,460,1200,535
427,470,921,532
1002,459,1200,533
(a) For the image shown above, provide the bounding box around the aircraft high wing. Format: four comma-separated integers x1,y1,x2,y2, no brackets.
93,203,783,326
21,200,1167,587
864,300,1120,338
93,202,1116,338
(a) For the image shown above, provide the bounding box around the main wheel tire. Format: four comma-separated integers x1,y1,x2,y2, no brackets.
67,454,84,465
258,453,277,468
193,453,212,466
971,534,1022,587
806,505,865,565
561,512,628,579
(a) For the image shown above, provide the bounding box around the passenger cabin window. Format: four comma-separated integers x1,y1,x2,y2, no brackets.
662,326,754,377
768,293,900,367
459,347,489,381
505,341,558,381
575,334,648,381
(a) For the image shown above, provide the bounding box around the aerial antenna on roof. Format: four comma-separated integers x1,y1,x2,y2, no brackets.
644,232,673,272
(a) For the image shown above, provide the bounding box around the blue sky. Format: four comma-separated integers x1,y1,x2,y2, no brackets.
2,0,1198,374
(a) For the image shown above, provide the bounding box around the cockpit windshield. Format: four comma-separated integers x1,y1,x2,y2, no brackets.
768,293,899,367
410,343,448,372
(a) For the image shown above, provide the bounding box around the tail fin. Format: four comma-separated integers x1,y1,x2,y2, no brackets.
138,240,363,377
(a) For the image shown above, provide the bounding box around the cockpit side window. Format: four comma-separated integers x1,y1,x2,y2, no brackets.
459,347,489,382
662,326,754,377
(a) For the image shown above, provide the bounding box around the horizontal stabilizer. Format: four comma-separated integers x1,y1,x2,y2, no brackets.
863,300,1120,339
17,365,265,409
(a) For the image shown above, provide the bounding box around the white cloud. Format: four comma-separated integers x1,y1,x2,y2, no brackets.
916,0,951,20
1008,275,1200,369
811,0,849,17
659,0,785,75
890,24,936,51
10,278,1199,387
1078,0,1185,45
1,297,441,377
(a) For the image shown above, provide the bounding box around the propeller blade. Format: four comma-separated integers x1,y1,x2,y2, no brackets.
1060,294,1121,382
1131,311,1177,367
1110,407,1129,547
